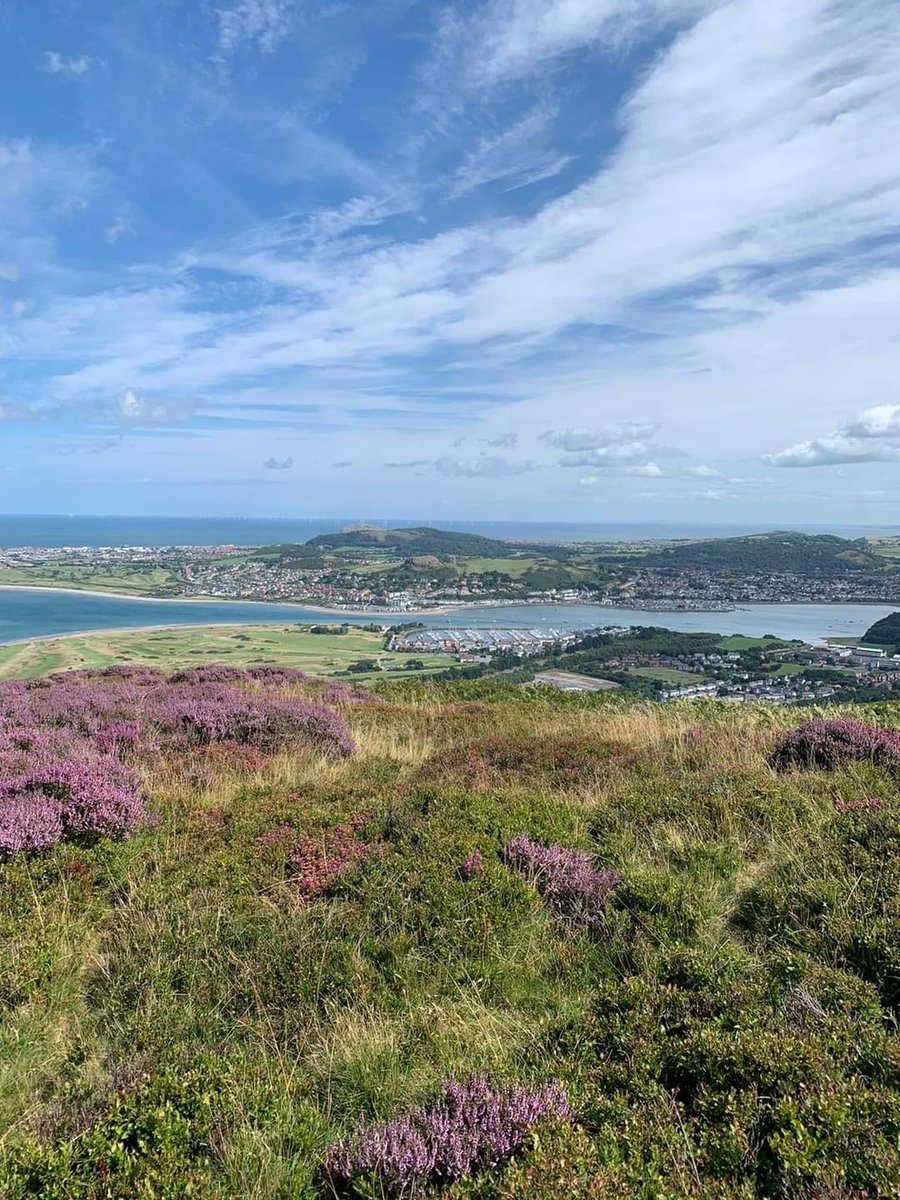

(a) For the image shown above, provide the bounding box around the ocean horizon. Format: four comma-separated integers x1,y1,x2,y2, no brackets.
0,514,898,548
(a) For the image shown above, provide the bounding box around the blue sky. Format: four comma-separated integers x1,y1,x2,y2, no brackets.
1,0,899,522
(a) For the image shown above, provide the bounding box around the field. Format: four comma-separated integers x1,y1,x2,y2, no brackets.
3,674,900,1198
718,635,791,650
626,665,708,685
0,626,451,681
0,565,183,596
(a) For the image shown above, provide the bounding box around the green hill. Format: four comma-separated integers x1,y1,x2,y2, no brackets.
639,530,882,573
4,669,900,1196
306,525,539,558
862,609,900,648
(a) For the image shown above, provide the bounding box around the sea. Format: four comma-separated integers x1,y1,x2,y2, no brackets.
0,515,898,549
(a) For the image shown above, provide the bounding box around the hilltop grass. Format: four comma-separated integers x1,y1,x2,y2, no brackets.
3,681,900,1197
0,626,450,682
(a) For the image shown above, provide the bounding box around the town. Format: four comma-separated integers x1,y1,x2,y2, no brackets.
5,526,900,611
389,623,900,705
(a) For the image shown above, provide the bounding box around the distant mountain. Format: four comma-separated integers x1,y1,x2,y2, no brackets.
305,525,527,558
638,531,883,573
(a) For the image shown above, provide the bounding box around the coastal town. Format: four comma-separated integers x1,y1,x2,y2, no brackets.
4,526,900,611
388,623,900,705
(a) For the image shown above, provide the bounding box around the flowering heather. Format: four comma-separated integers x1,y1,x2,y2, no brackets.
0,759,145,855
288,814,372,899
771,719,900,771
152,685,354,756
503,835,619,926
246,666,310,685
324,1075,570,1195
460,850,483,880
168,665,251,685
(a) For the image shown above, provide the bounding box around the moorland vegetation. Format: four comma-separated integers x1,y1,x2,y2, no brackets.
1,669,900,1197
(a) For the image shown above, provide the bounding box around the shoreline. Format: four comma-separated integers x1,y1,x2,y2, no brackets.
0,584,457,619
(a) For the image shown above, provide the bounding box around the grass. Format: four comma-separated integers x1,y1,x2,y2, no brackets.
772,662,805,676
0,565,184,596
3,679,900,1197
626,666,708,685
0,626,451,681
718,635,791,650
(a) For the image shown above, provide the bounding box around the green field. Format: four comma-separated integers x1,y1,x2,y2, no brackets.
0,625,451,681
718,635,791,650
0,564,183,596
771,661,805,676
627,665,708,685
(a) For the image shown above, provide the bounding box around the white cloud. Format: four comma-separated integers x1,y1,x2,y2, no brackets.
764,403,900,467
263,455,294,469
843,404,900,439
41,51,91,78
215,0,295,62
560,442,653,467
11,298,33,318
434,455,535,477
542,423,660,452
445,0,707,88
106,217,133,243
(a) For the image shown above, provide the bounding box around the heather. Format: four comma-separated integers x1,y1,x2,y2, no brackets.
771,716,900,770
324,1075,570,1194
3,679,900,1197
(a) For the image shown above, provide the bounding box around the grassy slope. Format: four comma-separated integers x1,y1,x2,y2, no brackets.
0,626,450,681
3,683,900,1196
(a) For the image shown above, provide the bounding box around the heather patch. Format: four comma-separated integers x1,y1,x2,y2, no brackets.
0,759,145,855
771,718,900,770
324,1075,570,1196
503,835,619,928
286,814,374,900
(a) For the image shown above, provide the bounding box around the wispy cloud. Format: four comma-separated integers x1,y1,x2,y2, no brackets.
214,0,296,65
41,51,92,78
263,455,294,469
434,454,535,477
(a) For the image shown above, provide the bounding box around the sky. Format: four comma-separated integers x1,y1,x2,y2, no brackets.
0,0,899,524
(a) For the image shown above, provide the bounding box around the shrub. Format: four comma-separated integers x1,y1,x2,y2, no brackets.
324,1075,570,1195
771,718,900,771
503,835,618,926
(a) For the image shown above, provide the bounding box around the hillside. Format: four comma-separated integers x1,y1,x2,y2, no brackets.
305,525,541,558
637,530,883,573
862,609,900,649
3,671,900,1197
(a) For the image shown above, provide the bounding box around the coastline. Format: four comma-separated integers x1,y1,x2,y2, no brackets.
0,584,456,619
